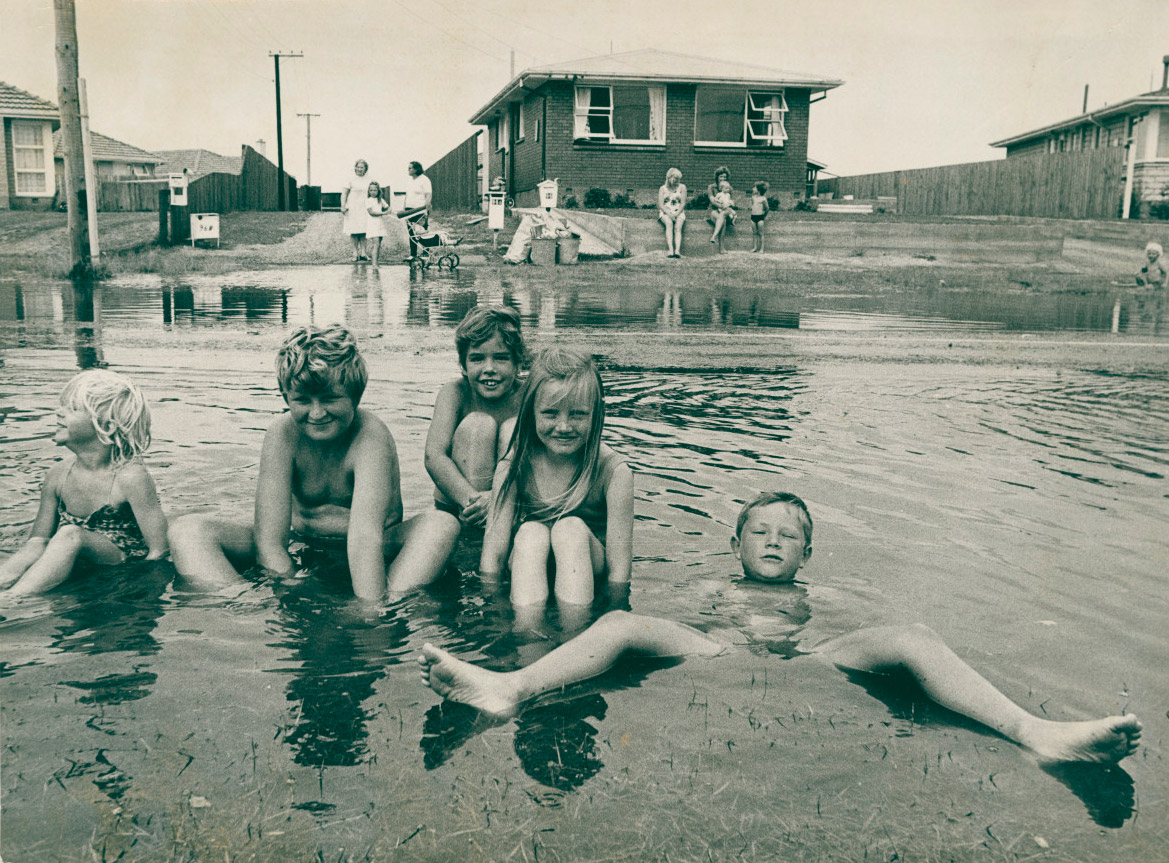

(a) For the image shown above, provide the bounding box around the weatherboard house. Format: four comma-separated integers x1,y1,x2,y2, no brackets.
990,56,1169,214
1,81,160,211
471,49,842,208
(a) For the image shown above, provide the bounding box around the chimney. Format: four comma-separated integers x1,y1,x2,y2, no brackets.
256,138,267,156
1162,55,1169,91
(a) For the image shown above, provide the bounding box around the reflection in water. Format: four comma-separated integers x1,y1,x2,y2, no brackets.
67,279,106,369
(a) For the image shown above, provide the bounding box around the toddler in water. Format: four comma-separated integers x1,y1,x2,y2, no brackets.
480,346,633,612
1135,241,1167,287
1,370,168,594
423,491,1142,767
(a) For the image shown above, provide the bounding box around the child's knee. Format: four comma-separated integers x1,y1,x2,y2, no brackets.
549,516,590,548
52,524,86,552
514,520,551,549
168,514,210,548
455,411,498,443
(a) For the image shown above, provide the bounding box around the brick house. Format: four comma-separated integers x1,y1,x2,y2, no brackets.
990,56,1169,214
469,49,842,208
2,81,160,211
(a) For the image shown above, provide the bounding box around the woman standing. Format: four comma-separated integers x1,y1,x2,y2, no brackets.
341,159,370,262
657,168,687,258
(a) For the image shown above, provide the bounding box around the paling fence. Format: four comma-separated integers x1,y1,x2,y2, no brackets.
98,145,297,212
820,148,1127,220
426,133,481,211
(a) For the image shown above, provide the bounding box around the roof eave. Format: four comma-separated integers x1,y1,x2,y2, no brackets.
990,94,1169,148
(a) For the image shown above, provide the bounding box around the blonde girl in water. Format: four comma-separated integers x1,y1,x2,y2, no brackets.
480,347,633,615
1,370,168,594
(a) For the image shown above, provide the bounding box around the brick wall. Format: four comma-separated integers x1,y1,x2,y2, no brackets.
0,118,11,209
503,81,813,208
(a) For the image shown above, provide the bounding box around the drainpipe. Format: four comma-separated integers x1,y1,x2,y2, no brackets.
1122,117,1139,219
541,95,547,181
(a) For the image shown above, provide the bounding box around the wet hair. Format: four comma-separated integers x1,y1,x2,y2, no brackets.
496,346,605,526
455,305,525,367
754,181,770,196
354,159,368,173
409,161,424,176
665,167,682,183
735,491,813,549
276,325,368,404
1146,241,1163,257
59,370,152,465
713,166,730,184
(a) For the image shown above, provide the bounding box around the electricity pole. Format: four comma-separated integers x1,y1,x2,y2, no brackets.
269,51,302,210
54,0,89,275
297,112,319,186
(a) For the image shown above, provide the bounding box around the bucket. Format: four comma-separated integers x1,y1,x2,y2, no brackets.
557,235,581,264
529,237,557,266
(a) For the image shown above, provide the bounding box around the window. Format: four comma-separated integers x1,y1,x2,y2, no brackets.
573,85,666,143
13,121,49,195
694,87,789,147
1157,109,1169,158
496,113,509,152
534,118,541,142
514,101,525,142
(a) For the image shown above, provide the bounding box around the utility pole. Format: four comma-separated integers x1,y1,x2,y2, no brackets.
269,51,302,210
297,112,319,186
54,0,89,275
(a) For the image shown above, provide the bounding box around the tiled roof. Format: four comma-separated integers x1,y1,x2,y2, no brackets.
53,129,161,164
471,49,843,124
153,149,243,178
0,81,58,118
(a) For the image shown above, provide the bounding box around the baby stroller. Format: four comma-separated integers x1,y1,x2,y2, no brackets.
405,219,460,270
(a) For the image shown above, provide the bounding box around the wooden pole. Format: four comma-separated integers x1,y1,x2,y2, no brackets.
1122,120,1138,220
54,0,89,275
79,78,100,258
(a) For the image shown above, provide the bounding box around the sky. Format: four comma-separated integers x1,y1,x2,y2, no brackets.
3,0,1168,194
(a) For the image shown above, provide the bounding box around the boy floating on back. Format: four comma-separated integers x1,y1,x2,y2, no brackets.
169,325,458,599
421,491,1141,765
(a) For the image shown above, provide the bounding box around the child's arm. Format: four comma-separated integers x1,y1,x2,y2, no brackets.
120,463,169,560
254,418,296,575
423,381,478,511
0,465,63,587
603,461,634,584
479,460,516,579
347,420,397,600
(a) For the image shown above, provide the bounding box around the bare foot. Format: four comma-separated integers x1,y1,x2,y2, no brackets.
418,643,522,718
1020,714,1142,763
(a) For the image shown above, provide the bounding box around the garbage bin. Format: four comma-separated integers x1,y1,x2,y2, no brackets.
557,235,581,264
529,237,557,266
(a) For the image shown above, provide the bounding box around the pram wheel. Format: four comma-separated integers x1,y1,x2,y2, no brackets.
438,253,460,270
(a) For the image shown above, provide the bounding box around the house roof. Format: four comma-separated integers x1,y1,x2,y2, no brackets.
470,48,843,124
153,149,243,178
0,81,59,120
53,129,161,164
990,88,1169,148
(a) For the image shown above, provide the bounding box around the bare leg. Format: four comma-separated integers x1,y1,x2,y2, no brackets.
510,521,551,606
497,417,517,461
168,515,254,589
385,510,461,594
710,211,725,244
673,212,686,257
819,624,1142,763
6,525,124,595
451,412,499,493
369,236,382,268
350,234,364,261
549,516,603,606
659,214,675,256
418,609,721,717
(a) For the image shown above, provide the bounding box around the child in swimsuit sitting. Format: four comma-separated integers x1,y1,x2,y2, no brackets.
168,325,458,599
422,491,1142,766
1,370,168,595
480,347,633,617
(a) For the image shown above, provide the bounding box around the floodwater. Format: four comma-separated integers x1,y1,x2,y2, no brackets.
1,265,1167,862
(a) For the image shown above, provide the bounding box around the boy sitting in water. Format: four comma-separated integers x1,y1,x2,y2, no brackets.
420,491,1142,764
1135,241,1167,288
424,306,525,531
169,325,459,600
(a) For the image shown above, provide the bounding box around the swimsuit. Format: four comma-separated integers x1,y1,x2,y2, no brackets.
515,450,618,540
56,461,149,560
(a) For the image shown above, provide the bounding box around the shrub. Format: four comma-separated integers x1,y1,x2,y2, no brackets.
686,192,710,210
563,195,579,209
766,195,781,212
583,188,612,208
794,198,818,212
611,193,638,209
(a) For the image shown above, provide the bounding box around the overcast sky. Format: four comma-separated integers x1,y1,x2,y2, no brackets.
4,0,1168,193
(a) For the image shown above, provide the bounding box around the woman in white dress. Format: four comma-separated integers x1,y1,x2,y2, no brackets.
341,159,370,261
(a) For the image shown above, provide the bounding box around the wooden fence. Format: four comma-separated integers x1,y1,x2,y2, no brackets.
99,145,297,212
427,133,481,211
820,148,1127,220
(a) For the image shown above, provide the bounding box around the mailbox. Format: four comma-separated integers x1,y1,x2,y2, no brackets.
190,213,220,248
168,172,189,207
537,178,559,210
487,190,506,231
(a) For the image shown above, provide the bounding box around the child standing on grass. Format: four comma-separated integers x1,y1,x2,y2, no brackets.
0,370,168,595
168,325,459,600
425,306,525,536
750,181,770,253
480,347,633,613
421,491,1143,768
365,181,391,269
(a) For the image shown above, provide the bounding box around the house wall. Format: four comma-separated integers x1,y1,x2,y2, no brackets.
0,118,10,209
486,81,812,209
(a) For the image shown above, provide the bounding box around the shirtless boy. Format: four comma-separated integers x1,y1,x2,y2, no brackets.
420,491,1142,764
169,325,458,599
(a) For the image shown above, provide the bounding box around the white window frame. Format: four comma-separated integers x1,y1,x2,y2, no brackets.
573,84,666,145
495,113,510,152
694,88,789,148
12,120,51,196
515,101,525,142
